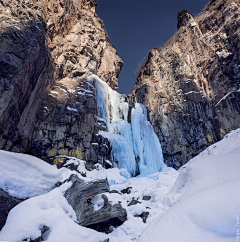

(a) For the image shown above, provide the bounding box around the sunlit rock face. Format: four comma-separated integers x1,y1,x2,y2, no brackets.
131,0,240,166
0,0,123,162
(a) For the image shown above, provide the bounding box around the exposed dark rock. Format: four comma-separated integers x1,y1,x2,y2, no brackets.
134,212,149,223
0,188,23,230
84,195,127,233
177,9,196,29
109,190,122,194
142,196,151,201
0,17,54,154
64,177,110,214
0,0,123,168
103,239,110,242
128,199,141,207
64,177,127,233
121,187,132,194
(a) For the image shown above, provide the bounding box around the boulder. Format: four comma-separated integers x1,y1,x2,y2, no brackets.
64,176,127,233
0,188,23,230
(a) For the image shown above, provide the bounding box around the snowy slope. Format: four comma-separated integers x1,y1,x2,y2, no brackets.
1,129,240,242
138,128,240,242
0,150,72,199
0,187,107,242
0,150,178,242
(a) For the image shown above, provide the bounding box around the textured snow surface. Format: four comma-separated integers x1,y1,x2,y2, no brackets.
107,167,179,242
0,187,107,242
63,156,131,185
138,128,240,242
0,150,71,199
1,129,240,241
89,75,165,176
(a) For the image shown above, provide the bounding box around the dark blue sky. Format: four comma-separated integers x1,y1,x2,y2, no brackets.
96,0,209,94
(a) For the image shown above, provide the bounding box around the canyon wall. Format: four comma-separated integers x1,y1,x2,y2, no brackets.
132,0,240,166
1,0,240,168
0,0,123,166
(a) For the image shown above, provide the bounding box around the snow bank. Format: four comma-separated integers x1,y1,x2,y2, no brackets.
188,128,240,161
138,129,240,242
0,188,107,242
0,150,71,199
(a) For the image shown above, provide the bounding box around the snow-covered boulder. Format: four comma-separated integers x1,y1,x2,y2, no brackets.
0,150,72,199
64,174,127,233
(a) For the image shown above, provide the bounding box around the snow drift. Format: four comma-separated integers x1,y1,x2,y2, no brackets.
138,128,240,242
0,150,71,199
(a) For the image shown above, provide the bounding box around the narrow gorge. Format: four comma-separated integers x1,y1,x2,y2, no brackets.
0,0,240,241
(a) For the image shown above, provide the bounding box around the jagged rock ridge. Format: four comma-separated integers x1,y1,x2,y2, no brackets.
132,0,240,166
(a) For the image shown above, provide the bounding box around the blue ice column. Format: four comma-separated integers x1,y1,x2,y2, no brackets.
131,103,166,176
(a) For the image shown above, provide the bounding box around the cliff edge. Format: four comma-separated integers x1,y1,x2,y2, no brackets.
132,0,240,166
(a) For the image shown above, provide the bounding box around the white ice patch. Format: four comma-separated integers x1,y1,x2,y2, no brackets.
99,131,136,176
131,103,165,176
66,106,78,112
88,75,129,127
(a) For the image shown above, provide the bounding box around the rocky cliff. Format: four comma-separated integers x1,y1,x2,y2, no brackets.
0,0,123,165
132,0,240,166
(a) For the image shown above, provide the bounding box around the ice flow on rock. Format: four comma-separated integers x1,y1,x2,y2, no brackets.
88,75,166,176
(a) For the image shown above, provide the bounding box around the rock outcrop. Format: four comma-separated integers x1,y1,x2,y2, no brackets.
64,175,127,233
132,0,240,166
0,189,23,230
0,0,123,165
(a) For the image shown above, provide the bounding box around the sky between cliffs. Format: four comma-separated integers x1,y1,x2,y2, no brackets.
96,0,209,94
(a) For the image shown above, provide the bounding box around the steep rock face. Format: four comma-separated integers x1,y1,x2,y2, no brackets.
0,16,54,153
0,0,123,164
31,78,112,167
0,0,123,90
132,0,240,166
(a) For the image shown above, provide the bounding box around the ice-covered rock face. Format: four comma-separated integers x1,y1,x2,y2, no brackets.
89,75,166,176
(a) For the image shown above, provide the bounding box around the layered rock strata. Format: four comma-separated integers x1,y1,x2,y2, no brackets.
64,175,127,233
0,0,123,164
132,0,240,166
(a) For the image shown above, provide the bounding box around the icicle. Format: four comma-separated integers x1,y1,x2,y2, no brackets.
88,75,166,177
131,103,165,176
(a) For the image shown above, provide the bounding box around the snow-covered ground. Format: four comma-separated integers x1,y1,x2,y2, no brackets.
1,128,240,242
138,128,240,242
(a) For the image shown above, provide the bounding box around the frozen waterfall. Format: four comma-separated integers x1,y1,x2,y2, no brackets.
88,75,166,176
